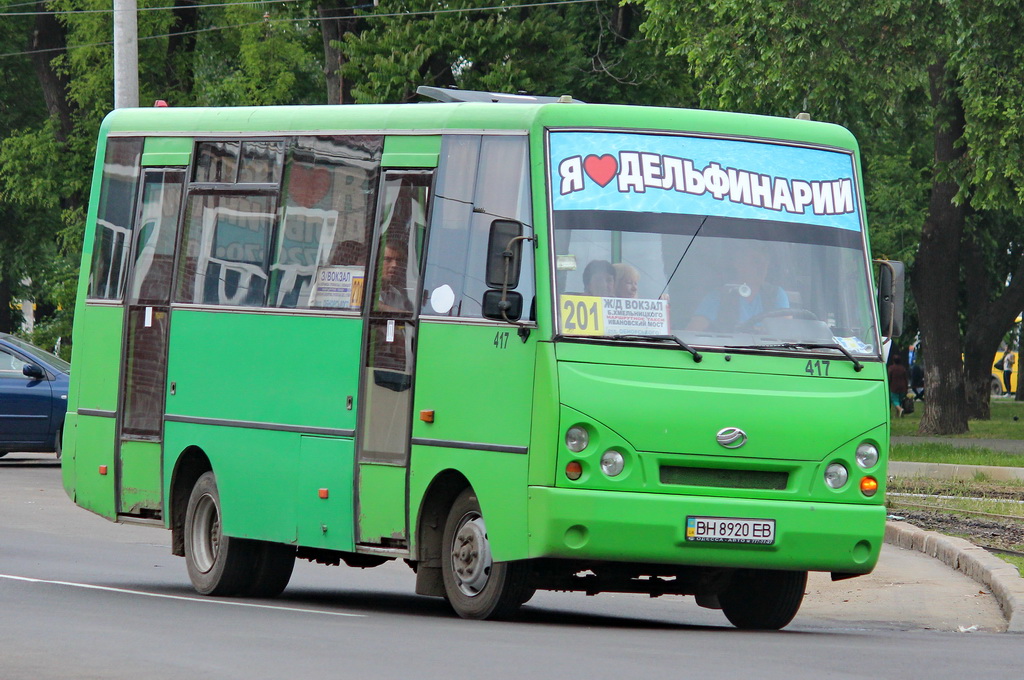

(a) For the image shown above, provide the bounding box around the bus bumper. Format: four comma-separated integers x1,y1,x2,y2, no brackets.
527,487,885,574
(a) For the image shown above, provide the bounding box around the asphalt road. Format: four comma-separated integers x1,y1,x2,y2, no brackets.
1,453,1020,680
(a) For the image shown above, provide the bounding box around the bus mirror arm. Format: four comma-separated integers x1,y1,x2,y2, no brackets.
499,235,535,337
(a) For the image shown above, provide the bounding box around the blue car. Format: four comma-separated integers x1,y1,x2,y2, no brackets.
0,333,70,459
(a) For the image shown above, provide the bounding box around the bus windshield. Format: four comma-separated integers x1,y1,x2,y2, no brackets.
549,130,879,356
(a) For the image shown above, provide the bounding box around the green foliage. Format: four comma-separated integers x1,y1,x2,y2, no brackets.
343,0,693,106
191,3,325,106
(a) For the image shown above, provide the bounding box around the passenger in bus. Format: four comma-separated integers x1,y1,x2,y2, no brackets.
377,243,413,313
613,263,640,298
687,248,788,331
583,259,616,297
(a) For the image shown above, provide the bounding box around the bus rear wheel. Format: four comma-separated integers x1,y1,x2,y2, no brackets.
719,569,807,630
184,471,260,596
441,488,531,620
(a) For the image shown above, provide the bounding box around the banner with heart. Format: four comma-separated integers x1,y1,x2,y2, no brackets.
583,154,617,187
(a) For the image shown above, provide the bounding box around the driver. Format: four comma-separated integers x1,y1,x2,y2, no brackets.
687,247,788,331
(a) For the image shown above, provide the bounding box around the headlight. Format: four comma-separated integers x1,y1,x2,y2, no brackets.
600,449,625,477
565,426,589,453
855,443,879,469
824,463,849,489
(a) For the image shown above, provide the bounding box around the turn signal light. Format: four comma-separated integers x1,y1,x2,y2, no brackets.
566,461,583,481
860,476,878,496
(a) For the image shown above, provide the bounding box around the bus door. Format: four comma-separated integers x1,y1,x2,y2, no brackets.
115,168,185,518
355,170,433,547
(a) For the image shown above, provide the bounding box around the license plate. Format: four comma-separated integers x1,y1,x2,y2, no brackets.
686,516,776,545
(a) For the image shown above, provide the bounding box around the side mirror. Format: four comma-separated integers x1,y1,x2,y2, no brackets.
23,364,46,380
482,289,523,322
876,260,905,338
486,219,524,289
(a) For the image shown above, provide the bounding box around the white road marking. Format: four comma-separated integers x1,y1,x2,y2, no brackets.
0,573,365,617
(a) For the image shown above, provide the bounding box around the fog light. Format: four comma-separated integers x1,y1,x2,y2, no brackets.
860,476,879,496
855,443,879,469
566,460,583,480
824,463,848,489
600,450,625,477
566,426,589,453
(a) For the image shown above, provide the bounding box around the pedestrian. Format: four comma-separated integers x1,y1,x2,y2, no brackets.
910,361,925,401
887,354,910,418
1003,349,1016,395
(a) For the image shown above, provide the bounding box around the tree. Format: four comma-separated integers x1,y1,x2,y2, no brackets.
636,0,1024,433
341,0,693,106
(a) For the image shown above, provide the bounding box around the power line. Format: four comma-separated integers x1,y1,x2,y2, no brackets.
0,0,299,18
0,0,602,59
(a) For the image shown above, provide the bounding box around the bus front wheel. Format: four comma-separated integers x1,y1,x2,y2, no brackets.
184,471,259,596
719,569,807,630
441,488,532,620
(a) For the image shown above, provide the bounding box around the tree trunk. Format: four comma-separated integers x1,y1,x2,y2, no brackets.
912,61,969,435
962,231,1024,419
30,4,74,142
319,2,361,105
166,0,200,98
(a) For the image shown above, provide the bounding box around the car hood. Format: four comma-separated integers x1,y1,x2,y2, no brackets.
557,360,886,461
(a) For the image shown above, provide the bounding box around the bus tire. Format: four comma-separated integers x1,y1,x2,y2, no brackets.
244,541,296,598
184,471,257,596
719,569,806,630
441,488,530,620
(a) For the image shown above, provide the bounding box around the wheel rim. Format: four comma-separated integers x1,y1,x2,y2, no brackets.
449,512,493,597
190,493,220,574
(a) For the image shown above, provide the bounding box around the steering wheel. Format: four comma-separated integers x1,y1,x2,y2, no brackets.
736,308,820,331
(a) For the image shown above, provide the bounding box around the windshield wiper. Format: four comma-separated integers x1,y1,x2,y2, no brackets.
612,334,703,363
726,342,863,372
556,333,702,362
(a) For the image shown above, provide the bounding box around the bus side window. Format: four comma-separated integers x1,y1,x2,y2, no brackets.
421,135,534,318
268,136,383,310
87,137,143,301
175,194,276,307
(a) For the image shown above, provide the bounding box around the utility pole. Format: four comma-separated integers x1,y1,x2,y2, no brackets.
113,0,139,108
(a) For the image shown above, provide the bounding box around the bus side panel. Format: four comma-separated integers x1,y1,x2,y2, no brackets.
71,305,124,412
118,440,161,514
164,310,360,429
164,421,298,542
297,435,355,550
70,414,118,519
357,464,406,544
412,322,537,446
528,341,558,487
164,310,361,544
410,446,529,563
408,322,537,560
62,304,124,514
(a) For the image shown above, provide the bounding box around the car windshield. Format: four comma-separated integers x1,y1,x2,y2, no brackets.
548,130,879,356
4,335,71,373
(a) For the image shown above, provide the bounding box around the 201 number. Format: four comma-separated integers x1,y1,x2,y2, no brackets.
563,299,599,331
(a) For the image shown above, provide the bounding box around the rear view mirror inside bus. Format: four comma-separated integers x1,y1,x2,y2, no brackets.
876,260,905,338
482,289,523,322
486,219,525,289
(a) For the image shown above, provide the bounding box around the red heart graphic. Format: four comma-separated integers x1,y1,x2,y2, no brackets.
583,154,618,188
289,163,332,208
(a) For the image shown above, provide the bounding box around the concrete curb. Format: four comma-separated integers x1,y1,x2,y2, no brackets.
888,461,1024,481
885,520,1024,633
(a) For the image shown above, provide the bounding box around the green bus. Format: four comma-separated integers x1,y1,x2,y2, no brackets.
62,88,898,629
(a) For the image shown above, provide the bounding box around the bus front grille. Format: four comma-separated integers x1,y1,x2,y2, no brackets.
659,466,789,491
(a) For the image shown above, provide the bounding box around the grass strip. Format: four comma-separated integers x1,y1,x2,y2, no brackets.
890,400,1024,439
890,442,1024,467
